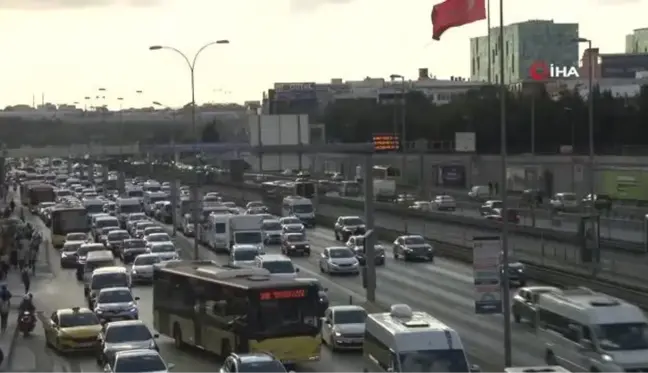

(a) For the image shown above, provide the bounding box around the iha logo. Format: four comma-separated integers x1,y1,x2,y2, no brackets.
529,61,580,80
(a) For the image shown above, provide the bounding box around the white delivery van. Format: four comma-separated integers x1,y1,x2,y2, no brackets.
282,196,316,227
116,197,143,228
229,215,264,252
207,214,230,253
536,287,648,372
363,304,477,372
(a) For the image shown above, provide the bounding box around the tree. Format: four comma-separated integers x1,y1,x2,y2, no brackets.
322,84,648,154
201,121,220,143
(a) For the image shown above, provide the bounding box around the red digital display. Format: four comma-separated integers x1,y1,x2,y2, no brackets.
373,134,400,151
260,289,306,300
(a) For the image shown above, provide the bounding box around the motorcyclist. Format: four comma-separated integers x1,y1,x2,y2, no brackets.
18,294,35,316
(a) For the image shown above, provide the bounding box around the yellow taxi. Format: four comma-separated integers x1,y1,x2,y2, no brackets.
44,307,103,352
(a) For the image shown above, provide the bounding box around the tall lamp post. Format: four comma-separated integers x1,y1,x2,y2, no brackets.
389,74,407,146
574,37,597,263
149,40,230,260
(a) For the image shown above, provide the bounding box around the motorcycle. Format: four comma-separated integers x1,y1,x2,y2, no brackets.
18,311,36,337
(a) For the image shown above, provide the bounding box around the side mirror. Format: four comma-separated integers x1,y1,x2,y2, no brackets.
154,333,159,338
470,364,481,372
580,339,594,351
295,268,300,273
134,297,140,301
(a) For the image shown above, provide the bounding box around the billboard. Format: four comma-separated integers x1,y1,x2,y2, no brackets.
600,169,648,201
437,165,466,188
273,82,317,101
372,133,400,152
600,54,648,79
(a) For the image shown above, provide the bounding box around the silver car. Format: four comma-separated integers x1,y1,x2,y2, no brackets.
321,305,367,350
97,321,160,367
147,242,179,261
230,245,262,267
280,217,304,233
319,247,359,275
94,287,140,322
130,254,161,284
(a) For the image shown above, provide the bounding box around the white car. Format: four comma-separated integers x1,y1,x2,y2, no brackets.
147,242,179,261
106,349,174,373
130,254,161,283
432,195,456,211
321,305,367,350
319,247,359,275
144,232,172,247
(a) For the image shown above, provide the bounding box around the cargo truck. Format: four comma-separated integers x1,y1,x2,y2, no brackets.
229,215,264,253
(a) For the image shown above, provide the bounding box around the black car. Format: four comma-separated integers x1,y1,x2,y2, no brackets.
392,235,434,262
119,239,147,263
501,255,527,286
280,233,311,256
353,244,386,266
334,216,366,242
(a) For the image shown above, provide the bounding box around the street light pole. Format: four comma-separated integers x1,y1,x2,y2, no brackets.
497,0,512,367
149,40,230,260
575,37,597,264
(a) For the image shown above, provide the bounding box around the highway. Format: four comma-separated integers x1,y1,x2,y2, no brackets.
214,183,648,286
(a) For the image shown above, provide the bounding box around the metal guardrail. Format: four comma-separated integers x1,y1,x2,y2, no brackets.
127,163,648,310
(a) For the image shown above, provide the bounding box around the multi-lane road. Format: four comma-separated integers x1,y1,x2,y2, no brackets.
11,196,551,372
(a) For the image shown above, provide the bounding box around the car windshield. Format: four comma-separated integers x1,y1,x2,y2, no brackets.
239,361,287,372
234,250,258,261
59,312,100,328
134,256,160,265
286,234,306,242
98,290,133,304
91,273,129,290
96,219,119,228
595,323,648,351
128,214,146,221
147,234,170,242
67,233,87,241
62,244,80,253
282,218,301,225
342,218,363,226
334,309,367,324
263,222,282,231
105,324,152,343
151,245,175,253
405,237,426,245
145,228,164,235
123,240,146,249
114,355,166,373
330,248,354,258
119,204,142,214
399,349,469,372
108,232,130,241
248,202,263,208
235,232,262,244
293,204,313,213
262,261,295,274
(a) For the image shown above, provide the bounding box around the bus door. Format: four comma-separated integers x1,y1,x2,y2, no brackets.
193,298,205,348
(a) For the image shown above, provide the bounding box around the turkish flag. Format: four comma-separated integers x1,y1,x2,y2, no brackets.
431,0,486,40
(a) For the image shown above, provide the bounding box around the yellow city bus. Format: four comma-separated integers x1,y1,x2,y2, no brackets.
50,203,90,248
153,261,322,365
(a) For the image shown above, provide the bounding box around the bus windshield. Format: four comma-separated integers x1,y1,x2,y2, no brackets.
119,204,142,214
254,288,319,338
52,209,89,235
85,204,104,214
398,349,469,372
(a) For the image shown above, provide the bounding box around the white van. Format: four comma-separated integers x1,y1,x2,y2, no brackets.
87,266,130,307
536,287,648,372
363,304,476,372
254,254,299,278
116,197,143,227
206,214,230,253
143,192,168,216
83,250,116,286
282,196,315,227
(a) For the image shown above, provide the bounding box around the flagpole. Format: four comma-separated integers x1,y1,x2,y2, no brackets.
487,0,491,83
499,0,513,367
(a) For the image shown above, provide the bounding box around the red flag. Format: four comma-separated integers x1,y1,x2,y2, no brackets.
431,0,486,40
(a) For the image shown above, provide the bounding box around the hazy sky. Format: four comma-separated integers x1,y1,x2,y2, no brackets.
0,0,644,108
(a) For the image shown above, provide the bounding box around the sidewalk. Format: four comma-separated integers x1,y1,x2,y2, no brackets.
0,270,29,371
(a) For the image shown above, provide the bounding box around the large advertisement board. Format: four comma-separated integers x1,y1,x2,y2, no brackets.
600,54,648,79
274,82,317,101
600,169,648,201
473,236,502,314
437,165,466,188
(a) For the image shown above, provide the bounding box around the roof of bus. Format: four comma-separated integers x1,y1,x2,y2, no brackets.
158,260,312,290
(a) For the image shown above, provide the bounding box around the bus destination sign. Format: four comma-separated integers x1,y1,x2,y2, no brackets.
260,289,306,300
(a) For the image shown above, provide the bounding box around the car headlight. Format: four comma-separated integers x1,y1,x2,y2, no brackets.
305,245,310,248
129,307,138,313
131,270,137,274
334,331,341,337
95,309,103,314
291,245,296,249
427,247,434,251
404,247,412,251
601,354,614,362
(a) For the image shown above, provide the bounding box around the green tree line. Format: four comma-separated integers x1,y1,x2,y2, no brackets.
322,84,648,155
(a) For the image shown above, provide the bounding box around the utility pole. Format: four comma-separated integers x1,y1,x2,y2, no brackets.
363,155,376,302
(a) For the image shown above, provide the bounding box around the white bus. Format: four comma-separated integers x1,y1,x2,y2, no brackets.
206,214,230,253
363,304,476,372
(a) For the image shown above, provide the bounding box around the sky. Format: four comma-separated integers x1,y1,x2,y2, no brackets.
0,0,645,109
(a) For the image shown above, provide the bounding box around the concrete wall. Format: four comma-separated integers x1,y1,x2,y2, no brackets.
312,153,648,198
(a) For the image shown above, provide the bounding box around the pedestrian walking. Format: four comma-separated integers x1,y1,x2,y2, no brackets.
0,284,12,332
20,268,30,294
28,247,38,275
